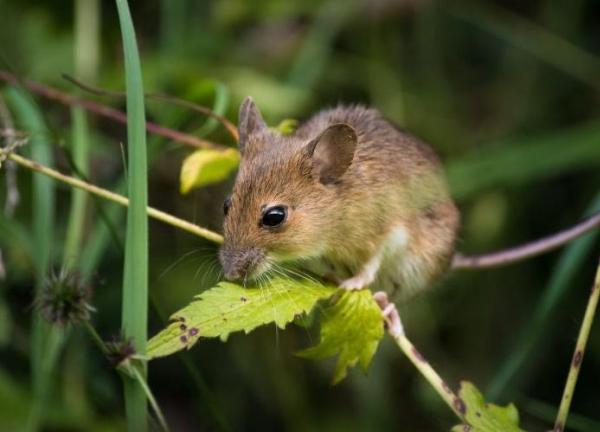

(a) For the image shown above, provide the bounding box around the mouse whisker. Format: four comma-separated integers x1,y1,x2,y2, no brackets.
158,248,205,281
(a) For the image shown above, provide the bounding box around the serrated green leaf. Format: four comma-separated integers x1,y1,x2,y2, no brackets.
147,279,336,359
451,382,526,432
179,148,240,194
297,289,384,384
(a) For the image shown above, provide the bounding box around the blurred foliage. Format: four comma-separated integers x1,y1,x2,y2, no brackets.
0,0,600,431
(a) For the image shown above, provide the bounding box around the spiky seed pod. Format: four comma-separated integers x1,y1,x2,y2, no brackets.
105,335,136,368
36,269,93,326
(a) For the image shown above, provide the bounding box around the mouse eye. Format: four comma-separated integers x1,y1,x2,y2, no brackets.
223,196,232,216
261,206,287,228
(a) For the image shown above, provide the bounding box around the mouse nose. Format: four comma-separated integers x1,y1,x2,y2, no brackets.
219,246,264,281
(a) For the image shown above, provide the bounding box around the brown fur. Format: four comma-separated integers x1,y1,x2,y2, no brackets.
220,98,459,298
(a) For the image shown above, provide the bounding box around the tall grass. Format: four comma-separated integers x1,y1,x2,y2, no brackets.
63,0,99,268
115,0,149,429
4,88,58,432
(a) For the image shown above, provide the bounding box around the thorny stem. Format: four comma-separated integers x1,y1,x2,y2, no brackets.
7,152,223,244
452,211,600,270
374,293,466,421
553,257,600,431
0,70,223,150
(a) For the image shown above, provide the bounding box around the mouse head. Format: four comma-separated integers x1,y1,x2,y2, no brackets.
219,97,357,281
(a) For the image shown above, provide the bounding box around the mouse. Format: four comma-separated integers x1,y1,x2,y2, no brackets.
219,97,459,300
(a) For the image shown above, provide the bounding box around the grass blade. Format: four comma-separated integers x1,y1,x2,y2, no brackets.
447,122,600,200
115,0,149,429
63,0,99,269
447,4,600,91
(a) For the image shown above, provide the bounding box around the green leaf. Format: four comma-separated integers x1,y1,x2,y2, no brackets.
179,148,240,194
147,279,336,359
451,382,526,432
297,289,384,384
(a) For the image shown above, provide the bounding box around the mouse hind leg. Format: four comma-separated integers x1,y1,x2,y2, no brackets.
384,201,459,299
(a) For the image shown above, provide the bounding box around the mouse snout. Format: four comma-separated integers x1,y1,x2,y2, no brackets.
219,246,265,281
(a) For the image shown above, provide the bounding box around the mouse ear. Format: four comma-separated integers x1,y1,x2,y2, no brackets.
238,97,267,155
305,123,357,184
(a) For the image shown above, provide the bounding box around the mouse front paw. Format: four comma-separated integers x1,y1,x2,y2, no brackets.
340,275,370,291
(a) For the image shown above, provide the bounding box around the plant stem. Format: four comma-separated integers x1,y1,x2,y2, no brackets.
554,257,600,431
10,146,600,272
391,331,466,420
62,74,239,141
375,293,465,421
7,153,223,243
82,321,109,356
131,366,170,432
0,70,221,150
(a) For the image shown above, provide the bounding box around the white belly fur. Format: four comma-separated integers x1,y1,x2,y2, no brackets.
375,225,428,299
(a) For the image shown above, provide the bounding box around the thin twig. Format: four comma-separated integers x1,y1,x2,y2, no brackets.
452,211,600,270
394,332,466,420
149,93,239,141
6,152,223,244
62,74,239,141
131,365,170,432
83,321,109,356
553,256,600,431
0,70,224,150
373,292,466,421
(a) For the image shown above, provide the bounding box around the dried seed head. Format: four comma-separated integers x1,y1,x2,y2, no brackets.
36,269,93,326
106,335,136,368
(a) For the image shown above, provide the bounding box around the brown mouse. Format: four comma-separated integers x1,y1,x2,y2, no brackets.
219,97,459,299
